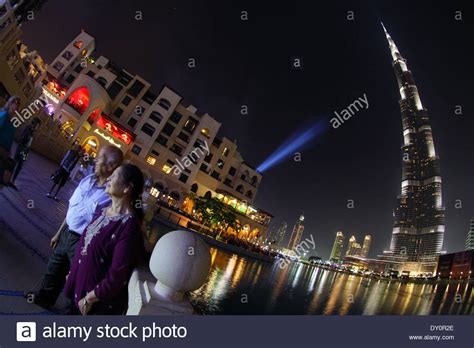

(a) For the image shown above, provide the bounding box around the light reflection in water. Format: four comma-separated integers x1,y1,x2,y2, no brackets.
189,248,473,315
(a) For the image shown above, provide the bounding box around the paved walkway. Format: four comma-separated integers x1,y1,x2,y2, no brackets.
0,145,78,314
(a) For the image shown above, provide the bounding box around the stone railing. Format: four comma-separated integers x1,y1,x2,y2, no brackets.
126,230,211,315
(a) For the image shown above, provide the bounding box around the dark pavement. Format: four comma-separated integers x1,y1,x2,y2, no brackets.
0,146,77,314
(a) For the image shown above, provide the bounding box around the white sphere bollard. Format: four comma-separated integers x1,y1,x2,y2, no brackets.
150,230,211,302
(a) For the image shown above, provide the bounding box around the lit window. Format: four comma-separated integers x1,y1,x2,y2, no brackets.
162,164,173,174
150,187,160,197
146,156,156,165
222,147,229,157
65,86,90,114
74,41,84,49
184,118,197,132
201,128,210,138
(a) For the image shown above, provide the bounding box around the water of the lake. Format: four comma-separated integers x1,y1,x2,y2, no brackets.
189,248,473,315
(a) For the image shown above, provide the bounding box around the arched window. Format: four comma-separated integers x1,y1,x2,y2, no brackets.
65,87,90,115
204,191,212,199
96,76,108,87
236,185,244,194
154,182,165,191
241,170,250,181
158,98,172,110
246,190,253,199
251,176,258,186
250,228,260,238
191,183,198,193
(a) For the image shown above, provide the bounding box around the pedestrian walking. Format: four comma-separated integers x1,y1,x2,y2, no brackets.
0,96,21,188
47,144,82,200
11,117,42,186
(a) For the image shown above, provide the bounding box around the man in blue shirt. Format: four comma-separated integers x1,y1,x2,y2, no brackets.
0,96,21,185
25,145,124,309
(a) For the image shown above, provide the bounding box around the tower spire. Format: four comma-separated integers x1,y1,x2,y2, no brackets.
381,22,402,62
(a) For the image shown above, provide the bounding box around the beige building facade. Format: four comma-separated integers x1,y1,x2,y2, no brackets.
37,31,271,237
0,1,40,108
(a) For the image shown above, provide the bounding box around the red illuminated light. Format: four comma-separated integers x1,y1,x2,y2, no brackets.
96,115,133,145
66,87,90,115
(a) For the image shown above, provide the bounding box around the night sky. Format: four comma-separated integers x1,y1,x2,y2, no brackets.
20,0,473,259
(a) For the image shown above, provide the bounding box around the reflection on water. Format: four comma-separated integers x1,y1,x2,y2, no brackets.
190,248,474,315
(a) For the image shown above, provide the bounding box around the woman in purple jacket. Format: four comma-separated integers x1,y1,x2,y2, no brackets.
64,163,144,315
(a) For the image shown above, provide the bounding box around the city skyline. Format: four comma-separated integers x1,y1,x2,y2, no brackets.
0,0,472,320
18,0,473,259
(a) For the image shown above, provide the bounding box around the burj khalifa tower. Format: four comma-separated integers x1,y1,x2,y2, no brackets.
381,24,445,263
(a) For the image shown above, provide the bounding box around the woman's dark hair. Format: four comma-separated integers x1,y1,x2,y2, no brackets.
120,163,145,222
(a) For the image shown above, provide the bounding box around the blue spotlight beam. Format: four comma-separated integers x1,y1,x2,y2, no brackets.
257,119,328,173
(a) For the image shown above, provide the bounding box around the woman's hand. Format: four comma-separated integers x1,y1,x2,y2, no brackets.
78,297,92,315
78,290,99,315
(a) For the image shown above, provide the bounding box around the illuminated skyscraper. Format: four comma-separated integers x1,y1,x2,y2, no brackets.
381,23,445,262
466,218,474,251
361,235,371,258
275,222,288,247
330,231,345,261
346,235,357,256
288,213,304,251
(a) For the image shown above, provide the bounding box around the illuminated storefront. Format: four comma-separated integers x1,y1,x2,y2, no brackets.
214,190,272,240
80,112,134,156
41,79,67,116
216,191,272,226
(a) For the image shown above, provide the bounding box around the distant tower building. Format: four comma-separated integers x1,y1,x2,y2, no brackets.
346,235,357,256
466,218,474,250
330,231,345,261
288,213,305,251
361,235,372,258
275,222,288,246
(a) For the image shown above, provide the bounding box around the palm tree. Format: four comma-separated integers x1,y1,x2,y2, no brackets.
193,196,238,237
